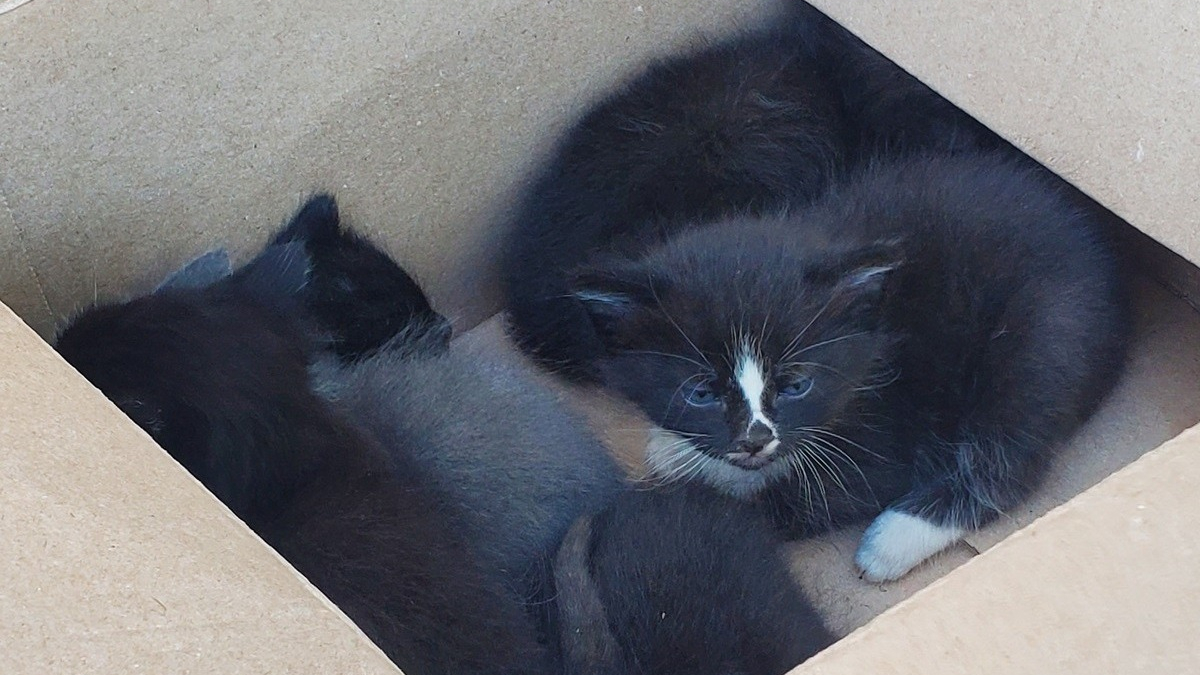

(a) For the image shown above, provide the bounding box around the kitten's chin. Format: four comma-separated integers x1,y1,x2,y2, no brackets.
645,427,778,500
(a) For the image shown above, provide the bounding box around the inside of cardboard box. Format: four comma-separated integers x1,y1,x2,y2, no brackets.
5,0,1199,668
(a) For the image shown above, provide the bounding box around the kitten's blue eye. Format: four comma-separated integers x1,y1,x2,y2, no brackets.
778,375,814,399
685,382,720,407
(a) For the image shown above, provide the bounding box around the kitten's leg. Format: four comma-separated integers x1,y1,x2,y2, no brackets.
855,434,1027,582
854,506,965,582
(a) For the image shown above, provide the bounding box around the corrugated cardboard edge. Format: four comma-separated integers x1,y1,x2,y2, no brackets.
791,423,1200,673
0,0,35,16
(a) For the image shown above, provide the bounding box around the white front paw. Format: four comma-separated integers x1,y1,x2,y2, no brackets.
855,509,964,582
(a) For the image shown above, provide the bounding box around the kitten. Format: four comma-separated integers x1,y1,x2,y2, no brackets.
309,320,628,624
272,193,453,359
269,195,624,656
565,152,1129,581
55,244,549,675
553,484,834,675
501,1,1003,381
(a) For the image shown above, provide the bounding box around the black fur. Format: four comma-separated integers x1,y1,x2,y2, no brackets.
54,248,549,675
274,195,626,661
274,193,452,360
501,1,1003,380
568,152,1130,579
553,484,834,675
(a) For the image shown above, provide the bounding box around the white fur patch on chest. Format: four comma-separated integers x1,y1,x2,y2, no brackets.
734,346,777,433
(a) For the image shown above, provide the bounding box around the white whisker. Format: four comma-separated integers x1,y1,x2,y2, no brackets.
781,292,837,360
788,331,872,358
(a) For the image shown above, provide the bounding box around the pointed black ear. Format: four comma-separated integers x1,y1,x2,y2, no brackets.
810,239,904,297
272,193,341,247
570,261,663,335
154,249,233,293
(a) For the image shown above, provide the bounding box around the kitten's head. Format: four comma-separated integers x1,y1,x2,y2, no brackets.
54,245,324,516
273,193,453,359
572,223,900,498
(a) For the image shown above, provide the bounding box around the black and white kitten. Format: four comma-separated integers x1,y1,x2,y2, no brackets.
55,241,548,674
500,3,1128,580
502,1,1003,381
567,152,1130,580
553,484,834,675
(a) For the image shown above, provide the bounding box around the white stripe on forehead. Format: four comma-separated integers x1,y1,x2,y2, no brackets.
734,346,777,433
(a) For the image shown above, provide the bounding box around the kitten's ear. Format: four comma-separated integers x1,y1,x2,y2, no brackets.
272,193,341,247
570,261,663,334
155,249,233,293
814,240,905,297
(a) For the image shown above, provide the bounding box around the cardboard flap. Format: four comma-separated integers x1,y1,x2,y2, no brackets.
792,424,1200,674
0,302,400,674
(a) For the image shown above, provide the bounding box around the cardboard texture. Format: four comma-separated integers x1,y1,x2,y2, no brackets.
0,302,399,674
3,0,1200,672
0,0,776,340
808,0,1200,286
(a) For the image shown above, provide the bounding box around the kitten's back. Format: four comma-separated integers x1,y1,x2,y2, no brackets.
313,325,626,587
501,3,1003,379
553,485,834,675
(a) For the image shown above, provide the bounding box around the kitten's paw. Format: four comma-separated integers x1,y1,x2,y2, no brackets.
855,509,964,582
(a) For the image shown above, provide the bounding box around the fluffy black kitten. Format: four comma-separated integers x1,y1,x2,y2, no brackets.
273,193,453,359
502,1,1003,380
567,152,1129,581
55,246,548,675
553,484,834,675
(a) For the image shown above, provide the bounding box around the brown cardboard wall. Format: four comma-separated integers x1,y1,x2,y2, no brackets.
0,0,777,339
809,0,1200,274
793,425,1200,674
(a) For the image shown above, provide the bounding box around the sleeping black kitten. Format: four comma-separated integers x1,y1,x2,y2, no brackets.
262,194,624,660
502,0,1004,381
55,245,548,675
553,484,834,675
273,193,453,359
566,152,1130,580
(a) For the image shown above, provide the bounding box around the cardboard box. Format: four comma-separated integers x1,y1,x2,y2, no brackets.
1,0,1196,672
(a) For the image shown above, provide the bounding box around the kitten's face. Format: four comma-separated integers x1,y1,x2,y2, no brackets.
574,234,897,499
